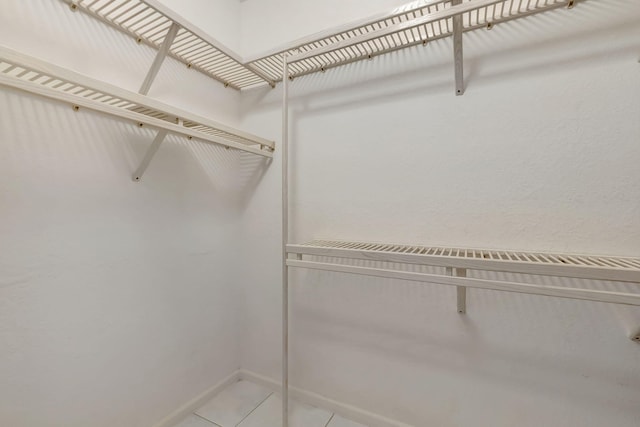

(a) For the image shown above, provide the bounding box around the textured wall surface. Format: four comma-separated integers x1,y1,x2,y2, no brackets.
238,0,640,425
0,1,262,426
240,0,413,58
1,1,639,426
160,0,241,53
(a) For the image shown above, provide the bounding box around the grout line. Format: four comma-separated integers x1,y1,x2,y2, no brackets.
324,413,336,427
193,413,223,427
234,391,275,426
239,370,412,427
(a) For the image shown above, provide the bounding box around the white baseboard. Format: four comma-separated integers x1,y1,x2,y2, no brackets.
239,369,413,427
152,370,241,427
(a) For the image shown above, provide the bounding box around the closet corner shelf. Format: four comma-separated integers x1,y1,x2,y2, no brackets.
287,240,640,309
0,45,275,180
64,0,584,95
248,0,580,94
63,0,274,90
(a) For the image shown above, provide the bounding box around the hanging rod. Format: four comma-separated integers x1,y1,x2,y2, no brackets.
288,260,640,306
0,45,274,179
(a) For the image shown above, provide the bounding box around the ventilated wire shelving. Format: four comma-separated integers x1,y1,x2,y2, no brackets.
0,45,274,182
287,239,640,309
63,0,274,89
289,240,640,283
248,0,578,84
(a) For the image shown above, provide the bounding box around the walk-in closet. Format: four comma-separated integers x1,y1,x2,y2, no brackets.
1,1,639,426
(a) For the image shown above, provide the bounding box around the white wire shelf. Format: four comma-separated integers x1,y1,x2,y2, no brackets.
0,45,274,177
248,0,578,84
287,240,640,307
63,0,274,90
63,0,581,92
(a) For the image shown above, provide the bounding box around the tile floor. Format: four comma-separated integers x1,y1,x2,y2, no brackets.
173,380,367,427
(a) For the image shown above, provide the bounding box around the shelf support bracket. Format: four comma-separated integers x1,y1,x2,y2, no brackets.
447,267,467,313
132,130,168,181
139,22,180,95
456,268,467,314
452,0,464,96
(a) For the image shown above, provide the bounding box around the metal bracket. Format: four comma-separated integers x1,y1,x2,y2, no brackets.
139,22,180,95
132,130,168,181
447,267,467,313
452,0,464,96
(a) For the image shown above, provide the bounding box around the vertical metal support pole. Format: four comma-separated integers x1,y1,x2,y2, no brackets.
139,22,180,95
456,268,467,314
132,130,168,181
452,0,464,96
281,55,290,427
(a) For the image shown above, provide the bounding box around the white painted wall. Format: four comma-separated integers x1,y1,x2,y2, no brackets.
0,1,261,426
240,0,413,57
2,1,639,426
159,0,242,53
238,0,640,426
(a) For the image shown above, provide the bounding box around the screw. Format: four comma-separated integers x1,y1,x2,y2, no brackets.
136,37,142,44
320,67,325,73
135,176,140,181
486,22,494,30
634,336,640,341
70,3,78,11
224,82,229,88
72,105,79,112
367,54,372,60
567,0,575,8
187,63,193,69
288,75,293,81
422,39,428,46
138,123,144,127
187,136,192,140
